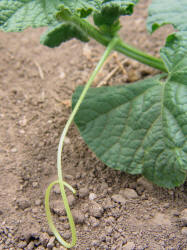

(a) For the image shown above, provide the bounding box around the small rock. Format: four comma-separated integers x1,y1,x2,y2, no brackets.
40,232,50,247
105,226,113,235
0,210,3,215
65,174,74,180
121,188,138,199
51,200,65,216
180,209,187,226
64,137,70,144
123,241,135,250
171,210,180,217
89,193,97,201
27,241,35,250
137,177,153,191
89,216,100,227
36,246,45,250
35,199,42,206
89,201,104,218
162,202,170,209
79,187,89,198
68,194,76,207
19,116,27,126
32,182,38,188
53,185,61,194
47,237,55,249
91,240,100,247
63,232,71,240
151,212,171,226
16,198,31,210
11,147,17,153
111,194,126,205
17,241,27,248
181,227,187,236
72,209,85,224
105,216,115,225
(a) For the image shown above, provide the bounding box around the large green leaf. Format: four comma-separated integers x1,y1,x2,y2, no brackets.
40,22,89,48
73,75,187,188
0,0,61,32
147,0,187,33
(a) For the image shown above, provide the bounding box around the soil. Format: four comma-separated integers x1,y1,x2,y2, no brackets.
0,1,187,249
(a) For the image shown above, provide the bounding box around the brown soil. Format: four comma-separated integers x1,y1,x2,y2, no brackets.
0,1,187,249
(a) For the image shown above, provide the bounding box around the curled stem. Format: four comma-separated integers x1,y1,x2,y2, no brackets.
45,36,119,248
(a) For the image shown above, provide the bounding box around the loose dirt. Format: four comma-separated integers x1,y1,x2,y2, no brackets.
0,1,187,249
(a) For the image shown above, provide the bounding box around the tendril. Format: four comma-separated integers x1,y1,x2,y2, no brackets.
45,36,119,248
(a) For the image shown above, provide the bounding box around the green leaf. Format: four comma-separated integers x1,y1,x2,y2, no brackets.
93,0,138,28
0,0,61,32
161,31,187,75
40,22,89,48
73,75,187,188
57,0,138,29
147,0,187,33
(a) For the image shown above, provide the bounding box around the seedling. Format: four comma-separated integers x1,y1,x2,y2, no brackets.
0,0,186,248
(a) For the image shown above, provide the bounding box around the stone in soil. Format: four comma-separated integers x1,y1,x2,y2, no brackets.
123,241,135,250
121,188,138,199
89,201,104,218
79,187,89,198
111,194,126,204
180,208,187,226
72,209,85,224
181,227,187,236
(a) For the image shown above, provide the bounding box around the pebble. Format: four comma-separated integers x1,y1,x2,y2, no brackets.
53,185,61,194
17,241,27,248
121,188,138,199
27,241,34,250
68,194,76,207
72,209,85,224
151,212,171,226
89,216,100,227
181,227,187,236
32,182,38,188
137,177,153,191
35,199,42,206
180,208,187,226
123,241,135,250
111,194,126,204
89,201,104,218
16,198,31,210
40,232,50,247
79,187,89,198
47,237,55,249
63,232,71,240
91,239,100,247
89,193,97,201
51,200,65,216
10,147,17,153
105,226,113,235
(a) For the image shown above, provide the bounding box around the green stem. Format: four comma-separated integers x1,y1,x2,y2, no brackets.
70,16,167,72
45,36,119,249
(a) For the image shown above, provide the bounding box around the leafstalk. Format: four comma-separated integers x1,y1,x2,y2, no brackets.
65,16,167,72
45,36,119,249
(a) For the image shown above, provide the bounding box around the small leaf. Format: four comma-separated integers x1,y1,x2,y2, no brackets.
40,22,89,48
147,0,187,33
73,75,187,188
0,0,61,32
57,0,138,30
161,31,187,74
93,0,138,28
